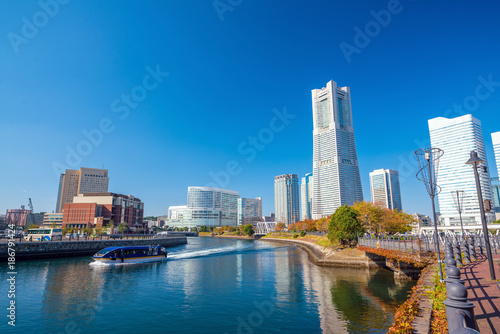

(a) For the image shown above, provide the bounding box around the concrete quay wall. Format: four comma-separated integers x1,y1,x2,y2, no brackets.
0,237,187,261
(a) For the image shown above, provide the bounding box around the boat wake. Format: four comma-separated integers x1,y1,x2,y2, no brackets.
168,244,253,260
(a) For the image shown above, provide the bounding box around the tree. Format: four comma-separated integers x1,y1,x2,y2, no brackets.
243,224,254,236
352,201,383,233
316,217,329,232
227,226,236,232
51,222,57,228
190,227,197,232
380,208,414,234
118,222,128,234
328,205,365,247
275,223,285,231
199,225,209,232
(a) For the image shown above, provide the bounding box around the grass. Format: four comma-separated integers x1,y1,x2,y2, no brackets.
263,232,339,249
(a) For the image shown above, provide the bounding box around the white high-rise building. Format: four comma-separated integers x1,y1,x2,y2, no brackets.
274,174,300,225
492,132,500,178
301,173,313,220
428,115,495,225
311,80,363,219
369,169,402,211
492,132,500,220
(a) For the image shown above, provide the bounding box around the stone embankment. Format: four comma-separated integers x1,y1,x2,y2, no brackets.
261,237,386,268
0,237,187,261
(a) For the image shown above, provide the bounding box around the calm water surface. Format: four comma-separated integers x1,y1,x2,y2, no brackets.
1,237,415,334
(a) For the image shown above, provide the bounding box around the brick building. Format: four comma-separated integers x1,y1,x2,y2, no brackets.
62,193,144,232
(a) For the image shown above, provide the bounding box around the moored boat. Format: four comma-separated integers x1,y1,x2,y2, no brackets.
92,245,167,264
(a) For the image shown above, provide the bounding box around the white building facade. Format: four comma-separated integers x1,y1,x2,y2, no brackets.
428,115,495,226
167,187,240,228
300,173,313,220
492,131,500,219
369,169,402,211
274,174,300,225
311,80,363,219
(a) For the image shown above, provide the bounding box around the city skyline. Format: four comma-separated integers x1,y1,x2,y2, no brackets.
2,1,500,218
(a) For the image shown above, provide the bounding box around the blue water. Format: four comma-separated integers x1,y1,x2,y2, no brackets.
1,238,414,333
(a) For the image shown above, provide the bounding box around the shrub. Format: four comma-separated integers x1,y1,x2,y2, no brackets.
300,231,306,237
293,234,299,238
243,224,254,236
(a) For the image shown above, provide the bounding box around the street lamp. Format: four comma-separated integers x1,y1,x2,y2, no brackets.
465,150,496,280
415,148,444,281
451,190,465,238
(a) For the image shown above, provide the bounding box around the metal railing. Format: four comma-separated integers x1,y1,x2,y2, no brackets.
358,231,500,255
0,234,160,243
443,240,480,333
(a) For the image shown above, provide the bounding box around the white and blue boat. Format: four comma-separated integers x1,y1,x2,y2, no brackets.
92,245,167,264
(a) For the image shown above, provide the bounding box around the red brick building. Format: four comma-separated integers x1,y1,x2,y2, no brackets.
62,193,144,232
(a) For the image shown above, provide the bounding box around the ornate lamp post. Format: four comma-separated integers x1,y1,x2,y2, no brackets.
465,150,496,280
415,148,444,281
451,190,466,238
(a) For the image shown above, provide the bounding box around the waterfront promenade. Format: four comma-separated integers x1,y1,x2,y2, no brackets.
461,254,500,334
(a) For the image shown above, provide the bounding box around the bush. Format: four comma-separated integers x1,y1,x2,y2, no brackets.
293,234,299,238
300,231,306,237
243,224,254,236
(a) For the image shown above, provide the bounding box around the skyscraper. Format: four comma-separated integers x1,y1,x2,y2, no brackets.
492,132,500,219
55,167,109,213
428,114,495,225
301,173,313,220
369,169,402,211
311,80,363,219
493,131,500,178
274,174,300,225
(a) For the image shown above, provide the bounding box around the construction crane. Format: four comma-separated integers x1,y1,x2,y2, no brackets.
28,198,34,212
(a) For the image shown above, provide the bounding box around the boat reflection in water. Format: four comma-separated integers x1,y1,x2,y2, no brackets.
92,245,168,264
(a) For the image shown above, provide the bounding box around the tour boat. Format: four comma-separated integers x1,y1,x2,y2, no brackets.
92,245,167,264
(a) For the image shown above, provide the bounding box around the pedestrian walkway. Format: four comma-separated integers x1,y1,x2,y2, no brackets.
461,253,500,334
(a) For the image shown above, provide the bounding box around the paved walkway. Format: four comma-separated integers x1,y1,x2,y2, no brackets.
461,253,500,334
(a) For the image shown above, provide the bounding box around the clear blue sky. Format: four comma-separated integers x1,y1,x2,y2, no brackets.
1,0,500,218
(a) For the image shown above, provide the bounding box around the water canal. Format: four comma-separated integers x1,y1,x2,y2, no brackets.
1,237,415,333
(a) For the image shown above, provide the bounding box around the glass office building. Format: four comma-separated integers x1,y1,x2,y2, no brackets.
301,173,313,220
274,174,300,225
428,114,495,225
311,80,363,219
168,187,240,228
369,169,402,211
237,197,263,226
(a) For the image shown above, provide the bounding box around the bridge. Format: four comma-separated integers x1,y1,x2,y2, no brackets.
254,222,276,236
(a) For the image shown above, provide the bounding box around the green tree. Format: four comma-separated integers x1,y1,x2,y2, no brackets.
227,226,236,232
199,225,209,232
243,224,254,236
118,222,128,234
328,205,365,247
